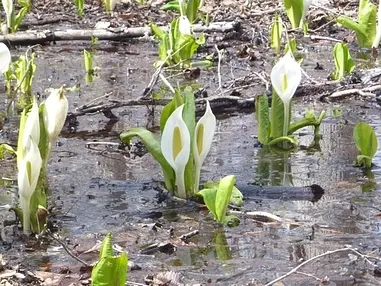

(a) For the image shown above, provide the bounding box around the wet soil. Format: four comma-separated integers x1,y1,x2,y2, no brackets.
2,0,381,285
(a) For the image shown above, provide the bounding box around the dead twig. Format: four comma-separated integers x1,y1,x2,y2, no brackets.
179,230,199,242
215,44,223,92
264,247,379,286
329,84,381,99
43,229,91,267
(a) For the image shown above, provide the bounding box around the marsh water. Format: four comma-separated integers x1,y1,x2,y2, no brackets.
1,41,381,285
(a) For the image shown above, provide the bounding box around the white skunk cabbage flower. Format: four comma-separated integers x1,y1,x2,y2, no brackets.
0,42,11,73
22,98,40,152
299,0,313,29
1,0,13,28
179,16,191,35
271,52,301,136
18,138,42,233
178,0,191,35
373,0,381,48
43,87,68,142
193,101,216,192
161,104,190,199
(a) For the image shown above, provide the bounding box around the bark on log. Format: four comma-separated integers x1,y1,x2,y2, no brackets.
0,21,240,45
237,184,325,203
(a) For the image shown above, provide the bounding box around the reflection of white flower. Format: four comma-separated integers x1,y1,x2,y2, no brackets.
43,87,68,142
161,104,190,199
271,52,301,136
193,101,216,192
18,138,42,233
0,42,11,73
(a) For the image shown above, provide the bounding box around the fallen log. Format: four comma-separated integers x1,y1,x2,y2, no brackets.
237,184,325,203
0,21,240,45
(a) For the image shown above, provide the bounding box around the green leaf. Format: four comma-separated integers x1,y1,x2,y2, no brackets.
353,122,378,167
198,188,217,218
161,1,180,12
149,23,167,41
270,89,285,140
120,128,175,191
268,135,298,147
203,181,243,207
284,0,303,29
230,186,243,207
0,144,16,159
288,110,326,135
284,38,297,55
270,14,282,53
186,0,200,23
100,233,114,259
84,50,93,74
255,93,270,145
182,87,196,196
38,103,48,162
91,252,128,286
331,43,355,80
355,155,373,168
215,175,235,222
336,0,376,49
160,92,183,134
13,7,28,32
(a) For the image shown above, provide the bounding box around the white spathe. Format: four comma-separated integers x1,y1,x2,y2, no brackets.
193,100,216,192
43,87,68,142
372,0,381,48
179,16,191,35
18,138,42,233
271,52,301,106
0,43,11,73
22,97,40,152
271,52,301,136
161,104,190,199
1,0,13,28
299,0,313,28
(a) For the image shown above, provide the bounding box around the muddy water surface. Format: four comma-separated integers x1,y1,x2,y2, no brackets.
1,41,381,285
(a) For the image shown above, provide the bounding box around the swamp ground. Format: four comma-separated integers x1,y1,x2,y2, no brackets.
2,0,381,285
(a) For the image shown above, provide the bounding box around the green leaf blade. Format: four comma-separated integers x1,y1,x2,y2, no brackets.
120,128,175,191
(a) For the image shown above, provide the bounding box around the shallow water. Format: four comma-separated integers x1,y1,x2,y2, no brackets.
1,41,381,285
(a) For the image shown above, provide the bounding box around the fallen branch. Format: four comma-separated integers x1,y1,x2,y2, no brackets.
67,95,254,119
329,84,381,99
0,21,240,45
265,247,379,286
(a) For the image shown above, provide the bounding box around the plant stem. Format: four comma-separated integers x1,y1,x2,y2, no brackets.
194,166,201,194
283,101,290,137
175,169,187,199
23,202,31,233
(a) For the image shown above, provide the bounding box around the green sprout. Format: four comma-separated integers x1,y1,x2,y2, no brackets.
2,0,31,33
149,18,207,68
283,0,312,30
74,0,84,17
353,122,378,168
336,0,378,48
270,14,283,53
198,175,240,226
91,233,128,286
331,43,355,81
